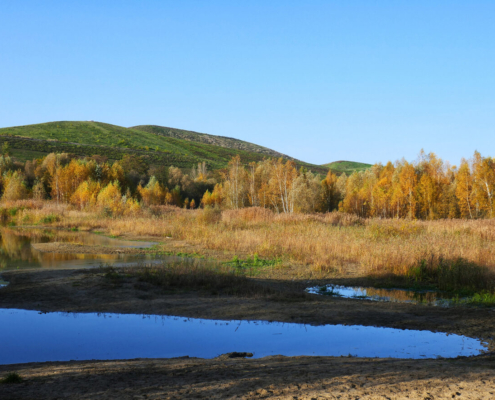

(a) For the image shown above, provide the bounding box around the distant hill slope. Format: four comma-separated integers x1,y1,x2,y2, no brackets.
132,125,293,160
323,160,372,174
0,121,328,174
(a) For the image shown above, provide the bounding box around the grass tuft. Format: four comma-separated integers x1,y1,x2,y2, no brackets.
405,256,492,294
1,372,23,384
39,214,59,224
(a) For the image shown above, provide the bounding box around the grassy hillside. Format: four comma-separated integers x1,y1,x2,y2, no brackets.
323,160,372,174
0,121,328,173
132,125,292,159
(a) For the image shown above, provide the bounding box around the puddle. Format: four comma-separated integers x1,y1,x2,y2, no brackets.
306,284,454,306
0,309,486,364
0,227,171,271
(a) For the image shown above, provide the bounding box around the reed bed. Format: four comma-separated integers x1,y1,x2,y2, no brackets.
6,201,495,291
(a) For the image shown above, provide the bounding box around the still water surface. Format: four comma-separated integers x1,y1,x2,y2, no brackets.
0,227,161,271
307,284,454,306
0,309,486,364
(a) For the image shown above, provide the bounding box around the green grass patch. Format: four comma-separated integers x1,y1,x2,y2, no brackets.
7,207,19,217
449,291,495,307
225,254,282,271
39,214,59,224
322,160,372,175
149,249,206,259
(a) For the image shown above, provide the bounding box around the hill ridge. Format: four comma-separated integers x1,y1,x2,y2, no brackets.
0,121,369,175
0,121,327,173
322,160,372,174
131,124,294,160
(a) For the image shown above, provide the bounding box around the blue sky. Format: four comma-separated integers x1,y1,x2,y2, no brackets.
1,1,494,165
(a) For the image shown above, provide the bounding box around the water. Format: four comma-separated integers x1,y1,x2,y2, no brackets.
0,309,486,364
0,227,166,271
306,284,455,306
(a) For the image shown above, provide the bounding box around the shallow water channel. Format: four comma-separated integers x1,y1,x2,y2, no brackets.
0,309,487,364
307,284,454,306
0,227,162,271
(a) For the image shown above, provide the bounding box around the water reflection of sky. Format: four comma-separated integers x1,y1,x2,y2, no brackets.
0,309,487,364
0,227,164,270
306,284,454,306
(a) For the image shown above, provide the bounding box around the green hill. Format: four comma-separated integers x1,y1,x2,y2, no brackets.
0,121,328,174
132,125,292,160
323,160,372,174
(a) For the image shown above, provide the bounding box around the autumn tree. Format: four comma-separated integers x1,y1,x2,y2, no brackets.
2,171,28,201
138,176,165,206
472,151,495,217
223,155,248,209
321,170,339,212
456,159,475,218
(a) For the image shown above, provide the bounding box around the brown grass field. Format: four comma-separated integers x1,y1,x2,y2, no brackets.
4,200,495,293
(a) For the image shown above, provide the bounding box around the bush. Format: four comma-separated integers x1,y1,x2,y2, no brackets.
324,211,364,227
40,214,59,224
1,372,23,384
197,206,222,225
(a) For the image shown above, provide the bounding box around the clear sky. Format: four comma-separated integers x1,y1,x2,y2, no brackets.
1,1,494,166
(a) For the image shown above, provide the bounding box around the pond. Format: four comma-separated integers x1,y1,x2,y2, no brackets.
0,309,486,365
0,227,165,271
306,284,454,306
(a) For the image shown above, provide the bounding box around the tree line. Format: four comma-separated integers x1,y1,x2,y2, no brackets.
0,146,493,219
202,151,495,219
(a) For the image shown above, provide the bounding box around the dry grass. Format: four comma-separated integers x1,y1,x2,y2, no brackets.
6,201,495,290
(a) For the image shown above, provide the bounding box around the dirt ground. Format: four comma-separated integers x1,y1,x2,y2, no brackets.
1,267,495,399
2,354,495,400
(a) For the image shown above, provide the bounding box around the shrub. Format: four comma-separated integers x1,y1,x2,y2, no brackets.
40,214,59,224
2,172,28,201
197,205,222,225
1,372,23,384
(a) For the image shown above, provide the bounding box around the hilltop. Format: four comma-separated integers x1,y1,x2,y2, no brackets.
322,160,372,175
0,121,328,173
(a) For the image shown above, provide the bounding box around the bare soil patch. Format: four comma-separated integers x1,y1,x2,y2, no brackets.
2,355,495,399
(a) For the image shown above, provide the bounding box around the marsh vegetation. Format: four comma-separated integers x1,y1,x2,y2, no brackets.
2,199,495,305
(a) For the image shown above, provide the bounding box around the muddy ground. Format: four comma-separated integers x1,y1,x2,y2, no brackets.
1,267,495,399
